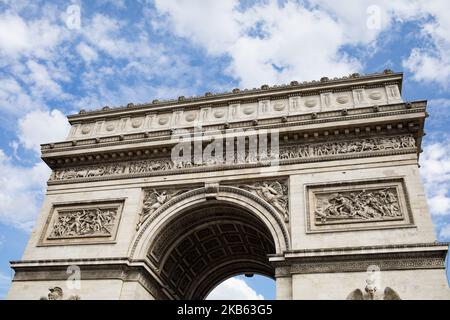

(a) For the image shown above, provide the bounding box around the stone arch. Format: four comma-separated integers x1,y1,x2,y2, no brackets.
129,185,290,299
130,186,290,259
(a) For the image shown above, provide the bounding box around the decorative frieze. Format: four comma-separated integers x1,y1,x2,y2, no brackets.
40,200,124,245
289,256,445,274
306,178,413,233
48,134,416,183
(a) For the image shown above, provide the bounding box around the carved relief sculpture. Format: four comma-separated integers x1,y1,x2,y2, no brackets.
314,187,402,224
347,279,401,300
48,134,416,183
49,207,118,239
40,286,81,300
306,179,412,233
138,188,188,229
240,181,289,222
40,201,124,245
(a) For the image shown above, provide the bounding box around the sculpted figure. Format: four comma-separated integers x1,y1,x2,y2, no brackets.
315,187,402,223
138,190,169,229
137,189,188,229
243,182,289,222
47,286,63,300
40,287,81,300
347,279,401,300
50,208,116,238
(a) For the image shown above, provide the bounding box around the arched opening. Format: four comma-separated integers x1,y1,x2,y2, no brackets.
146,201,277,300
206,274,276,300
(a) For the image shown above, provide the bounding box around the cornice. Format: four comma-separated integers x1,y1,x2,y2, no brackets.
67,71,403,122
41,101,426,164
270,242,448,274
10,257,169,299
283,242,449,256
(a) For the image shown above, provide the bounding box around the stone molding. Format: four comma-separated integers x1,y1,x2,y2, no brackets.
67,83,403,140
10,258,168,300
288,253,445,274
42,101,423,155
270,243,448,274
68,71,402,123
47,134,417,184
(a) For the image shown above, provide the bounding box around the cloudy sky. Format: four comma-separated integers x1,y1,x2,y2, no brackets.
0,0,450,300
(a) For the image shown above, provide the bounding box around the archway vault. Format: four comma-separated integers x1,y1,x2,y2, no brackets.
129,186,290,299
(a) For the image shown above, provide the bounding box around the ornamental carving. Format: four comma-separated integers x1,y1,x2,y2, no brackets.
314,187,402,224
347,278,401,300
138,188,189,230
49,207,118,239
40,286,80,300
306,179,413,233
239,180,289,222
48,134,416,182
40,201,124,245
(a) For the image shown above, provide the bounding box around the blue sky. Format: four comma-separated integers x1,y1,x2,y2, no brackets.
0,0,450,300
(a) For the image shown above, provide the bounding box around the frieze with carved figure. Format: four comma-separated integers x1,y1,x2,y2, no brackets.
48,134,416,183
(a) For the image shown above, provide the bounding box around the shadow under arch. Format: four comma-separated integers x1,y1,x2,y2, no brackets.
129,186,290,299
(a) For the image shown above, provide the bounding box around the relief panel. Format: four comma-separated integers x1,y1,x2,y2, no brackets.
39,199,124,246
305,178,414,233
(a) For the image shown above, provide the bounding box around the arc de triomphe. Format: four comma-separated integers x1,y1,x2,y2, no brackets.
8,71,450,300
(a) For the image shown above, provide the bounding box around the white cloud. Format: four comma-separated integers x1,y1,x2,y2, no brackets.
0,78,36,115
420,141,450,216
155,0,361,87
154,0,450,88
206,277,264,300
0,12,64,59
439,224,450,240
399,0,450,87
25,60,64,98
427,193,450,216
0,13,30,55
17,109,70,154
154,1,241,55
82,14,155,60
76,42,98,63
403,48,450,88
0,150,51,231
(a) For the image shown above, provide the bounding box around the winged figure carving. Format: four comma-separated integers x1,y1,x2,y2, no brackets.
346,279,401,300
241,181,289,222
137,189,187,230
